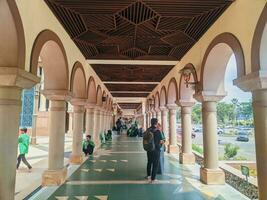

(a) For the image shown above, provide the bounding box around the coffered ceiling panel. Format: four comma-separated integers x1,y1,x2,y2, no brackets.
111,93,149,97
91,64,173,82
106,84,157,92
118,103,141,109
45,0,233,60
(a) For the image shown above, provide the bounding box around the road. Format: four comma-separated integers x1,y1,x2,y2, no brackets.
191,132,256,161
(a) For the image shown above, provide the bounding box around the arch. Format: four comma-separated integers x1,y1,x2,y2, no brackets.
0,1,25,68
30,30,69,90
96,85,102,106
70,61,86,99
200,33,245,94
179,63,198,102
160,86,167,107
167,78,178,105
155,92,160,110
87,76,97,104
251,4,267,72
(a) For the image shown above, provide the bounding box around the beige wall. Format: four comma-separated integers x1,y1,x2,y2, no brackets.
149,0,266,99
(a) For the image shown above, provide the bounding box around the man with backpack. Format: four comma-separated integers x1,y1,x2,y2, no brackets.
143,118,163,183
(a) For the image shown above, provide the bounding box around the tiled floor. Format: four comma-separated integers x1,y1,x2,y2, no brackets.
45,135,249,200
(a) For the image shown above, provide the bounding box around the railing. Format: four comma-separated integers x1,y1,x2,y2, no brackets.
177,143,259,199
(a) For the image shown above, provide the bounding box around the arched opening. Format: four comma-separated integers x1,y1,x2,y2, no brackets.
87,77,97,104
160,86,167,108
69,61,87,134
252,3,267,72
155,92,160,111
70,62,86,99
198,33,254,171
167,78,178,105
201,33,245,95
96,86,103,107
0,1,25,69
29,30,69,135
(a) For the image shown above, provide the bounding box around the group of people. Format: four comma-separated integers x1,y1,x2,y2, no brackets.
16,128,96,171
16,118,164,184
143,118,166,183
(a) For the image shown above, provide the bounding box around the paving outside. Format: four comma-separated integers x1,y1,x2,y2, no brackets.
27,134,250,200
15,135,73,200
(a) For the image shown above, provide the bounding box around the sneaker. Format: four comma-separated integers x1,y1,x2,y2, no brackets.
150,179,158,184
144,176,151,180
28,166,32,172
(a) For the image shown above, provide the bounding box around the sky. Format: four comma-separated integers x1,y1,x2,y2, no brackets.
222,54,252,103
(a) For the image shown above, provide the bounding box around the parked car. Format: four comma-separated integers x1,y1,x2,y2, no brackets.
217,128,224,135
236,132,249,142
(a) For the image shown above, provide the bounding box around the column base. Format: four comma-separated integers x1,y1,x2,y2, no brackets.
167,145,179,154
30,137,37,145
42,167,67,186
179,153,195,164
69,154,83,164
200,167,225,185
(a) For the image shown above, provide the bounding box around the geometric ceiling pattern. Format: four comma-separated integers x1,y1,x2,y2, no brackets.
91,64,173,82
45,0,233,60
118,103,141,110
45,0,234,109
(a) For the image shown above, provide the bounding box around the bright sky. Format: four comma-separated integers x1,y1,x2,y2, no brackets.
223,54,252,103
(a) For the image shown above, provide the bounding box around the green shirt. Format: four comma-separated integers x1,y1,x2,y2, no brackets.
82,140,95,149
18,134,30,155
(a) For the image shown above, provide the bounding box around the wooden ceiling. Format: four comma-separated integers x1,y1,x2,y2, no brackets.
45,0,234,104
45,0,233,60
118,103,141,110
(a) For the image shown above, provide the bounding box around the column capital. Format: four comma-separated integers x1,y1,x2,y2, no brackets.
70,98,86,106
42,89,71,101
159,106,168,112
233,70,267,92
193,91,226,102
176,100,195,107
73,105,85,113
166,104,178,110
0,67,40,89
85,103,97,109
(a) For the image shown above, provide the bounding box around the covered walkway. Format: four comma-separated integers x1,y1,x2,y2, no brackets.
32,134,248,200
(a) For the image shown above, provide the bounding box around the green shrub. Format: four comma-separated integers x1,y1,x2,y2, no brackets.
224,143,239,159
192,144,203,155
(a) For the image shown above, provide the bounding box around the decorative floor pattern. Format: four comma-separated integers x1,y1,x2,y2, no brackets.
47,135,249,200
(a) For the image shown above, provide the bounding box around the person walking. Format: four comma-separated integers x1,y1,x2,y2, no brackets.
143,118,164,183
17,128,32,171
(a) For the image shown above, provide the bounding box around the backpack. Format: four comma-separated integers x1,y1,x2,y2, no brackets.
143,128,155,151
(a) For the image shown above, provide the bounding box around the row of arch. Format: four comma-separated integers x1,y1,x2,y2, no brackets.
1,1,113,111
148,3,267,110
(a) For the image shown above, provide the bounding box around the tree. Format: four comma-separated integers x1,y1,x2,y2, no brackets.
192,104,201,124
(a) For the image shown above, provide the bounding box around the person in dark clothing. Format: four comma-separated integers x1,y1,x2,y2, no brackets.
146,118,164,183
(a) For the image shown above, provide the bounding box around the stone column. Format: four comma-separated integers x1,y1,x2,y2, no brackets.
178,102,195,164
67,103,73,136
70,103,85,164
94,108,101,147
151,110,156,118
167,105,179,153
42,91,70,186
31,87,39,145
0,87,22,200
160,107,168,137
156,109,161,124
199,99,225,184
85,107,95,137
142,113,147,129
0,67,39,200
252,89,267,199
